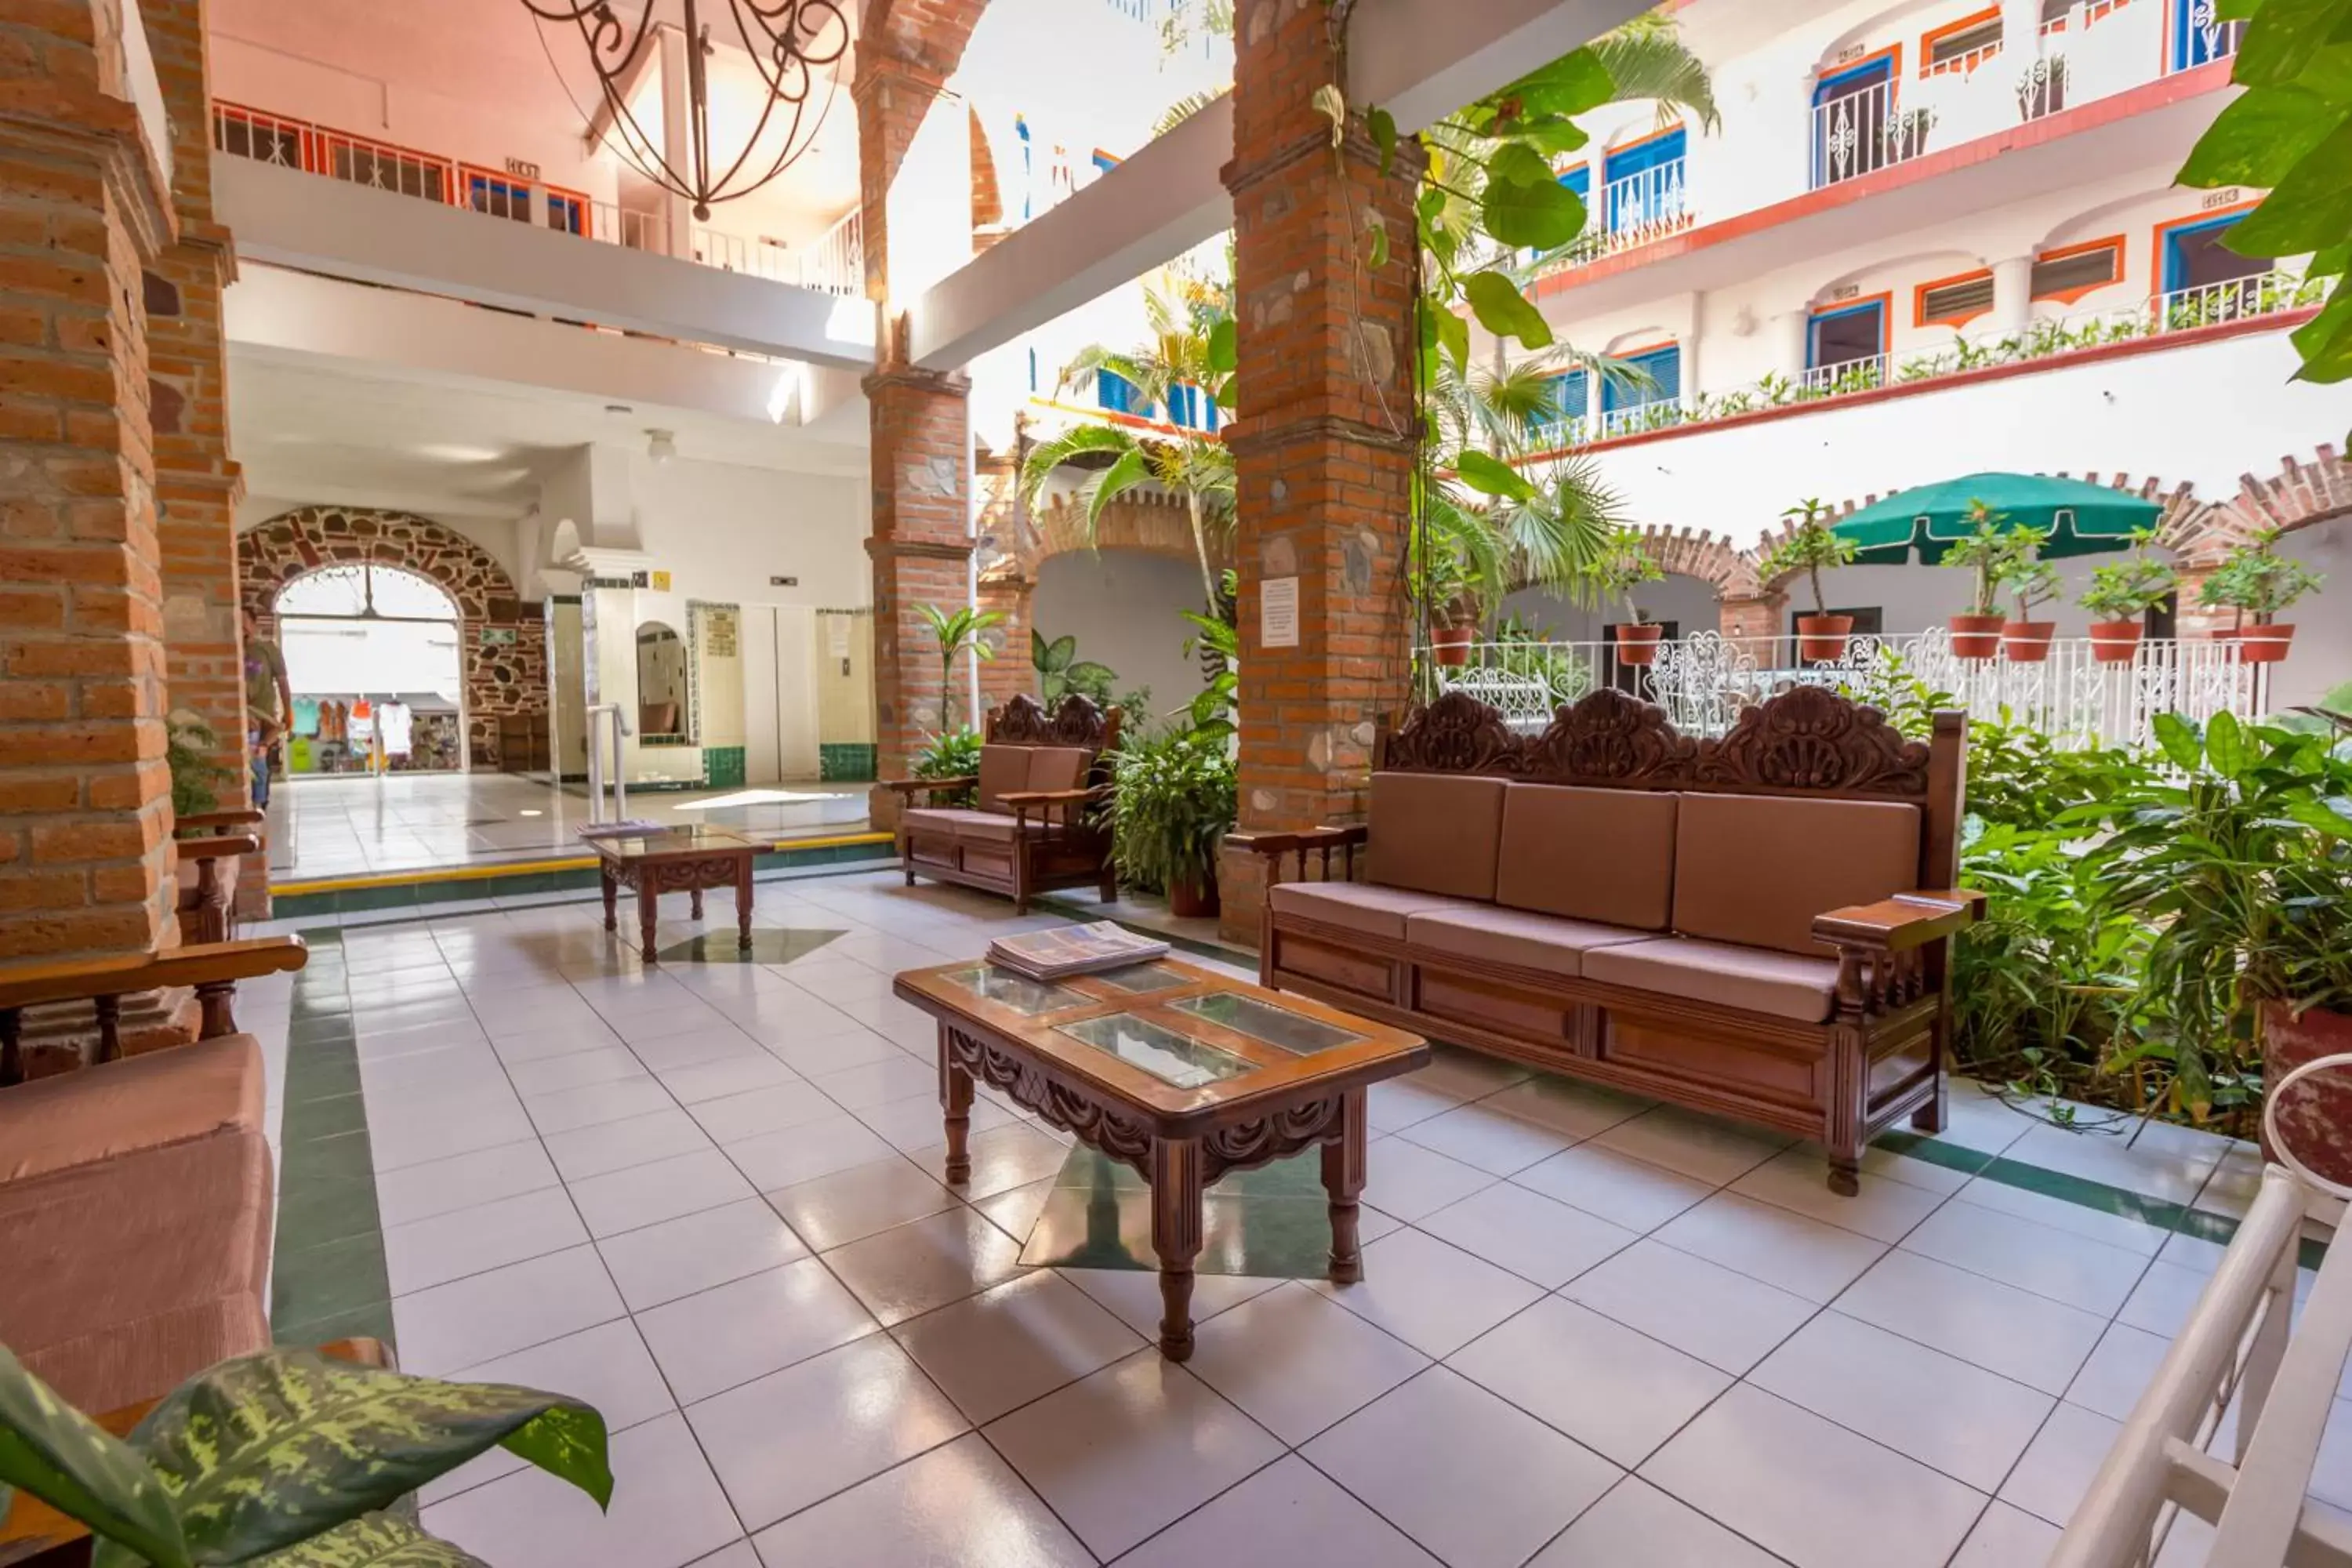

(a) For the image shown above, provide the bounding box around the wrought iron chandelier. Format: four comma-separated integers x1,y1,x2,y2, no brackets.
520,0,851,220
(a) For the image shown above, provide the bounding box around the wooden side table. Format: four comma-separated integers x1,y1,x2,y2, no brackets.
588,828,764,961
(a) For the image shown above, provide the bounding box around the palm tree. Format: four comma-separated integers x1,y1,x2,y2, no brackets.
1019,283,1236,612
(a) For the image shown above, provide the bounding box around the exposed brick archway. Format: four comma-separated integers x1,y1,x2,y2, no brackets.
237,507,546,771
2162,445,2351,564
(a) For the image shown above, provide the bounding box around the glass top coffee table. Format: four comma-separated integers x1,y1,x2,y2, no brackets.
894,956,1428,1360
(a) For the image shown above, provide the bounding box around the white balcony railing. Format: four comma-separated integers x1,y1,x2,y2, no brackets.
1425,630,2260,751
212,103,856,296
1525,270,2326,452
1813,81,1936,188
1599,158,1693,252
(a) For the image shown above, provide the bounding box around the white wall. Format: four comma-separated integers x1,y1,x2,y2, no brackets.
2273,519,2352,713
1033,549,1210,730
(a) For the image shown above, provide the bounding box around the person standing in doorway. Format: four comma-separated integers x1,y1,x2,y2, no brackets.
243,607,292,808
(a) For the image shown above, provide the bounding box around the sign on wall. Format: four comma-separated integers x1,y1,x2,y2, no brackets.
1261,577,1300,649
705,608,739,657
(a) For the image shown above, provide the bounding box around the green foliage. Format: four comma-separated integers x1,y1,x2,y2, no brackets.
915,603,1005,733
1756,499,1857,617
2198,524,2325,622
2079,530,2181,620
1032,631,1120,708
169,717,235,821
1581,526,1665,623
2004,556,2063,620
2174,0,2352,401
913,728,984,807
1180,586,1240,742
1938,504,2047,615
1,1344,608,1568
1487,615,1595,707
1108,725,1237,895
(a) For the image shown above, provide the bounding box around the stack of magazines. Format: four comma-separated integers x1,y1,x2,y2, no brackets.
988,922,1170,982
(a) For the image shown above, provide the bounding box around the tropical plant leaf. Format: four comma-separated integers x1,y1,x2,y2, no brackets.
1479,174,1586,250
1454,451,1537,502
1206,318,1236,376
1363,218,1390,270
2206,708,2248,778
2178,85,2347,187
2289,289,2352,381
1461,271,1554,350
2235,0,2352,83
245,1512,488,1566
1085,447,1154,529
2153,712,2205,773
1486,142,1557,187
1497,49,1613,119
0,1345,190,1568
123,1352,610,1565
1367,105,1398,174
2223,120,2352,256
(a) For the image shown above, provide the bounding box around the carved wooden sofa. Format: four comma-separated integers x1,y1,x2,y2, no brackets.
0,937,307,1414
885,693,1123,914
174,807,265,944
1236,686,1981,1193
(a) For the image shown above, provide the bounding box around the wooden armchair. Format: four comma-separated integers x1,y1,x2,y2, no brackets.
0,936,307,1086
886,694,1123,913
174,808,264,945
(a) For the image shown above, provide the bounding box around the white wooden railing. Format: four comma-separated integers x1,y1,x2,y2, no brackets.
1424,630,2263,749
796,209,864,297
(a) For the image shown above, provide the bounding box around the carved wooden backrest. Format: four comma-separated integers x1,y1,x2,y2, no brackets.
984,692,1124,766
1375,686,1966,887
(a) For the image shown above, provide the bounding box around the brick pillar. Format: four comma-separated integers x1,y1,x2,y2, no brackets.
0,0,183,989
1216,0,1425,943
1719,592,1782,648
865,365,973,825
2172,567,2234,639
973,451,1033,716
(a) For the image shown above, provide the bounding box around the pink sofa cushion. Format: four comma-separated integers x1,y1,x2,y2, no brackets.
1583,936,1842,1023
1026,746,1092,794
1405,905,1651,979
1269,880,1483,942
1671,793,1922,956
1494,783,1678,930
976,746,1030,813
0,1035,263,1187
902,807,1033,844
1366,772,1508,902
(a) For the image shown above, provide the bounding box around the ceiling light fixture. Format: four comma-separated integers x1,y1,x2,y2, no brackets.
520,0,850,220
647,428,677,465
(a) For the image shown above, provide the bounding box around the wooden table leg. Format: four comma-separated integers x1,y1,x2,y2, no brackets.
736,854,753,952
690,888,704,920
938,1029,974,1185
599,866,617,932
1324,1087,1367,1283
638,885,660,963
1150,1136,1205,1361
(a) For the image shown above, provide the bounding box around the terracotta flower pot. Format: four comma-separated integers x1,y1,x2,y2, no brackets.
2262,1001,2352,1189
2088,620,2144,664
1430,626,1475,667
2239,623,2297,664
1167,873,1221,919
1795,614,1855,662
1949,613,2005,659
2001,621,2058,662
1613,622,1664,666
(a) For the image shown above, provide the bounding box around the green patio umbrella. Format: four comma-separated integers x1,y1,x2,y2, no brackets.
1833,472,2163,564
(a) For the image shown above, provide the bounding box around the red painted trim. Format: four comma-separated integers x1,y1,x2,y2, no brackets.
2152,197,2263,285
2032,234,2126,303
1533,59,2235,306
1518,307,2314,464
1922,6,2003,74
1914,267,1994,327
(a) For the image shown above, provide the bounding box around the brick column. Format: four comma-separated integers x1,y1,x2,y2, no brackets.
865,365,974,824
973,451,1033,715
2171,566,2234,640
0,0,182,990
1214,0,1425,942
1719,592,1782,647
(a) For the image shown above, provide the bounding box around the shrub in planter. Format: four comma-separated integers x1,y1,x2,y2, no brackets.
1940,504,2042,658
2079,532,2180,664
2199,524,2324,664
912,728,984,807
1998,555,2063,663
1586,527,1666,666
1759,498,1860,661
1109,726,1237,917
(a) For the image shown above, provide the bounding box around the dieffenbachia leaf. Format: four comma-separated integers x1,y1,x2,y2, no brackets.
246,1512,490,1566
121,1351,610,1565
1461,270,1554,350
0,1344,191,1568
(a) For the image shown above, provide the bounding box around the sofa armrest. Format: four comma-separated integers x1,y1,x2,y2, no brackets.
177,833,262,866
1812,890,1986,953
882,775,977,797
176,808,265,833
1229,825,1368,886
0,937,310,1082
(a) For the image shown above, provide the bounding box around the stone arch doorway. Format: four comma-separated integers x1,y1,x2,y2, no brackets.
238,506,547,771
270,564,468,772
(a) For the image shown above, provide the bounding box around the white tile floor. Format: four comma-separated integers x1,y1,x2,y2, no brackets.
232,869,2341,1568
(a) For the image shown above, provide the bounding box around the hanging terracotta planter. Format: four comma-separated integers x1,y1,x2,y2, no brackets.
2087,620,2144,664
1795,614,1854,662
1613,622,1664,666
2239,623,2297,664
2001,621,2058,662
1167,873,1221,920
1949,613,2005,659
1430,626,1475,667
2262,1001,2352,1189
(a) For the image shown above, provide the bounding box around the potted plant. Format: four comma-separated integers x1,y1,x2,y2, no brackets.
1109,724,1237,917
2199,525,2323,664
1415,532,1480,666
1939,503,2021,659
1999,552,2064,663
1759,498,1860,661
2078,531,2180,664
915,602,1007,731
1588,526,1667,665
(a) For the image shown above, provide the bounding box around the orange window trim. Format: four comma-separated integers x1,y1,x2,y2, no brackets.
2031,234,2126,303
2151,198,2264,289
1914,267,1994,327
1922,5,2004,71
1606,121,1688,161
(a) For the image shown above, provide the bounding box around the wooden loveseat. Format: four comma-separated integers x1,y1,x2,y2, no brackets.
0,937,307,1414
886,693,1122,913
1236,686,1981,1194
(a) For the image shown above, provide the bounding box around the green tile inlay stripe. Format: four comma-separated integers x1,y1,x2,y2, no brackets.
272,935,394,1352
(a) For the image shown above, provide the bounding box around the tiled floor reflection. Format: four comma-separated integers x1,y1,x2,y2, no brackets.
230,868,2337,1568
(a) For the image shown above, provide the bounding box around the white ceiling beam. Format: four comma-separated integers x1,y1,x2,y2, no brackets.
903,0,1651,372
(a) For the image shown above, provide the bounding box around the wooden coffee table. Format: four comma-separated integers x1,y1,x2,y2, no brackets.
894,956,1428,1360
590,826,764,960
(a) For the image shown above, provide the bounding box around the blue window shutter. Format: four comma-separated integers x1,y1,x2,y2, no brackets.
1552,371,1588,419
1096,369,1135,413
1605,347,1679,411
1604,129,1686,185
1558,165,1590,200
1167,383,1197,427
